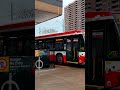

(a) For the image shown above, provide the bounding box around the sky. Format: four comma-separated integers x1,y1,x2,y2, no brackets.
63,0,75,7
35,0,75,36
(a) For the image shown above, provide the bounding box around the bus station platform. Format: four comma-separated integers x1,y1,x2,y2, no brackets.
35,65,85,90
86,85,120,90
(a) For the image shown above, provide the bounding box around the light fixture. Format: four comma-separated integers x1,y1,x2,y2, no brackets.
9,37,18,39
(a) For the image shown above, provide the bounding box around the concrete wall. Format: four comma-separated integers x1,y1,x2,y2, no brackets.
35,15,64,36
35,0,63,24
40,0,62,7
0,0,34,26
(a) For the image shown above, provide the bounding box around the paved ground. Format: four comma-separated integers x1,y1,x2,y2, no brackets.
85,86,120,90
35,65,85,90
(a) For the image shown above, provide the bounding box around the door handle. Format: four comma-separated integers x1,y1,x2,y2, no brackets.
92,58,95,80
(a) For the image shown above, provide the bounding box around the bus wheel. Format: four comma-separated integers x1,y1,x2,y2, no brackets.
56,55,63,64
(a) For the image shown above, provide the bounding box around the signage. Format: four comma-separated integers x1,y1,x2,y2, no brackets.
0,56,34,73
38,28,58,36
73,39,78,42
0,56,34,90
10,56,34,73
35,15,64,36
56,39,63,41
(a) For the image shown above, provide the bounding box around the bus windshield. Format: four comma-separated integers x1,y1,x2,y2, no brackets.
86,19,120,58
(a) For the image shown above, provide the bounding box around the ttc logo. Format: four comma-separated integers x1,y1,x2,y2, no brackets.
0,59,7,70
0,57,9,72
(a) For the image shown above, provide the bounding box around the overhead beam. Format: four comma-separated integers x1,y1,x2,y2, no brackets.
35,0,62,15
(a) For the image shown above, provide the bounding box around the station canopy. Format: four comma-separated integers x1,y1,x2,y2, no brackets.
35,0,63,24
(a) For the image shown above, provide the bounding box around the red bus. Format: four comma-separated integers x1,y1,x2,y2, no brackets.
35,30,85,65
85,11,120,89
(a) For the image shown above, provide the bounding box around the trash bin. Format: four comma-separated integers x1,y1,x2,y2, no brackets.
40,55,55,68
40,55,50,68
35,49,55,69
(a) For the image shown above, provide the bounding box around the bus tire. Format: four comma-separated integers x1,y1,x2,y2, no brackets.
56,54,64,64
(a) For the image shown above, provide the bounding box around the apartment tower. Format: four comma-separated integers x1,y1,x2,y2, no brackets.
64,0,85,31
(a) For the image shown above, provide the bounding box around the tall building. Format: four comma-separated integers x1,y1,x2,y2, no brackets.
64,0,85,31
85,0,120,12
85,0,120,29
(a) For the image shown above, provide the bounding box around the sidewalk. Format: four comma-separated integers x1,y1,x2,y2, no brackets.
86,85,120,90
35,65,85,90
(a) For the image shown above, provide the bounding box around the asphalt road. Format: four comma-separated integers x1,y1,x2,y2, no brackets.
35,65,85,90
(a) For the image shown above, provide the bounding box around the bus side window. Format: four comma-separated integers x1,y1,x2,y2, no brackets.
66,39,71,51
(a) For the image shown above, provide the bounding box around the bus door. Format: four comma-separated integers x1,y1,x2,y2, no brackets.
86,21,105,86
92,31,104,85
72,36,79,62
66,36,79,63
66,37,72,62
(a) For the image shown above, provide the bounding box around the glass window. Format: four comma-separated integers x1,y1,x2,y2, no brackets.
47,42,54,50
73,38,79,50
107,21,120,57
55,38,64,50
67,38,72,51
80,35,85,51
46,40,54,50
38,40,43,49
112,5,118,9
37,39,54,50
55,42,63,50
